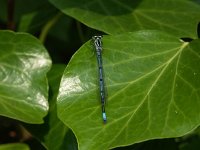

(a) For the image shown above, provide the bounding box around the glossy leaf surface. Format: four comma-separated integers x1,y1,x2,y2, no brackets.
0,31,51,123
49,0,200,38
57,30,200,150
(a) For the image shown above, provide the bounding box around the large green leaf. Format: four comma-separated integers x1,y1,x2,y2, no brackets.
49,0,200,38
0,30,51,123
57,30,200,150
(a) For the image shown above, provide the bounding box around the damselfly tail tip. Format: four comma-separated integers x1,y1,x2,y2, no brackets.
102,112,107,124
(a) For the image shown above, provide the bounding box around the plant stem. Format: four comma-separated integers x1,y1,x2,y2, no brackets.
39,12,62,43
76,21,85,43
7,0,15,30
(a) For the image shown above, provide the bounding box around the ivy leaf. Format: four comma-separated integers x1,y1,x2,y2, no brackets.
0,30,51,123
57,30,200,150
49,0,200,38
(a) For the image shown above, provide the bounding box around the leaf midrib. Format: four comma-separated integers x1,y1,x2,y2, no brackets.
107,42,189,147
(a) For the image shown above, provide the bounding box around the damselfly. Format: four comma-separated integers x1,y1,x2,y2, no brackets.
92,35,107,123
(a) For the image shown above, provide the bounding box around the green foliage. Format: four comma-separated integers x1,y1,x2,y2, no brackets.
0,31,51,123
57,31,200,150
49,0,200,37
0,0,200,150
24,64,77,150
0,143,30,150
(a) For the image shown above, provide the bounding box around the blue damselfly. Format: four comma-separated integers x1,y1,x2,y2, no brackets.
92,35,107,123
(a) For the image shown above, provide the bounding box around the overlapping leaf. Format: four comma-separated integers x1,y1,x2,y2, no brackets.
57,30,200,150
46,64,78,150
25,64,78,150
0,31,51,123
49,0,200,38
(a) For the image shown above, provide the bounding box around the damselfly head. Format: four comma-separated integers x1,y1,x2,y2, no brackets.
92,35,103,48
92,35,102,40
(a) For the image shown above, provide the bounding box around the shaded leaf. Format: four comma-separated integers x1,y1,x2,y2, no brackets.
179,136,200,150
0,0,57,32
57,30,200,150
17,0,58,33
114,138,178,150
177,127,200,150
0,30,51,123
49,0,200,38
